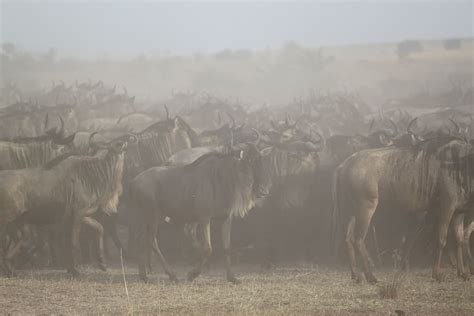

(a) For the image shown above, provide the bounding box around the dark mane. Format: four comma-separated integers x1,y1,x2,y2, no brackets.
414,136,466,157
43,152,82,169
184,151,230,170
2,133,54,144
175,116,201,147
140,119,173,134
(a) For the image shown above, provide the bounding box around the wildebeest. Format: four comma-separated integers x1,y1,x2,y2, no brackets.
0,134,135,277
0,116,76,170
130,143,270,283
333,136,474,283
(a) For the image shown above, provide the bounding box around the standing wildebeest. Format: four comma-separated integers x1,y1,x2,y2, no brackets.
130,143,270,283
120,111,201,256
333,136,474,283
0,116,76,170
0,135,135,277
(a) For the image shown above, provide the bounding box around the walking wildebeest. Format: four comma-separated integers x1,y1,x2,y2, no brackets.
333,136,474,283
0,134,135,277
130,143,270,283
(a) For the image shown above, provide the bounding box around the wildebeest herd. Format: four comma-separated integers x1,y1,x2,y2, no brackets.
1,80,473,286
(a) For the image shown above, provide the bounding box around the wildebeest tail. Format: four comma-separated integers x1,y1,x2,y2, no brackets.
330,165,349,261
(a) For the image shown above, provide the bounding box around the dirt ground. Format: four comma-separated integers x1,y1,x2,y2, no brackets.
1,262,472,315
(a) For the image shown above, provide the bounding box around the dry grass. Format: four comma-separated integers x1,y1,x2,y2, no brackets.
1,263,472,315
378,271,407,300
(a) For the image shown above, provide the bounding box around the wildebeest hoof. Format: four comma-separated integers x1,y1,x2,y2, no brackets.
169,274,179,283
261,261,274,270
98,263,107,272
461,272,470,281
140,275,149,283
187,270,200,282
354,273,363,284
366,274,378,284
433,272,444,282
227,275,240,284
67,268,80,278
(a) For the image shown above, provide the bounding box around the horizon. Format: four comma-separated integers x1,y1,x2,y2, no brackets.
2,1,472,58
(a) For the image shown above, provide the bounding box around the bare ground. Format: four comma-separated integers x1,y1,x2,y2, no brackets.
1,262,473,315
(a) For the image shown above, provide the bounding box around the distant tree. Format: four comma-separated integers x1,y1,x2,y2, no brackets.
443,38,461,50
214,49,233,60
397,40,423,59
2,42,16,57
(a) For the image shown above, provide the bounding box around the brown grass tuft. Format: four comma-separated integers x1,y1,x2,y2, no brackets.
378,271,406,299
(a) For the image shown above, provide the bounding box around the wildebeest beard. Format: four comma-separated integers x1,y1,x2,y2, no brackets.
181,144,268,218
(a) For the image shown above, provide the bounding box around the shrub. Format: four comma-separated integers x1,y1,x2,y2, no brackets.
397,40,423,59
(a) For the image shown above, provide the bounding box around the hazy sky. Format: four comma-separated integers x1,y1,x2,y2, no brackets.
1,1,472,58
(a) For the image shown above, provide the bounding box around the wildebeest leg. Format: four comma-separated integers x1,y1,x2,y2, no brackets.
138,226,149,282
138,219,156,282
452,214,467,279
432,206,456,282
222,215,239,284
400,223,425,271
151,236,178,282
345,217,359,282
103,215,127,258
462,211,474,276
139,216,177,283
0,225,17,277
82,216,107,271
67,210,90,278
353,198,378,284
128,225,138,259
188,220,212,282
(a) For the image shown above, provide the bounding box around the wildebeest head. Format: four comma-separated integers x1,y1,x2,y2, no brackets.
200,112,246,146
88,132,137,154
231,143,271,199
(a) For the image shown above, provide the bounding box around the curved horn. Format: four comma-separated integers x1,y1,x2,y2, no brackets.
89,132,100,148
389,118,398,134
227,112,236,129
164,105,170,120
310,129,324,144
292,114,304,128
407,117,418,135
449,119,460,134
57,114,65,135
270,120,279,131
127,133,138,144
123,86,128,96
44,113,49,131
369,118,375,133
251,128,261,145
113,133,138,144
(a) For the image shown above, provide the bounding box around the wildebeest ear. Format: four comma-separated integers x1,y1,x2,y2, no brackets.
378,133,391,146
260,147,272,156
232,149,244,160
120,142,128,152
